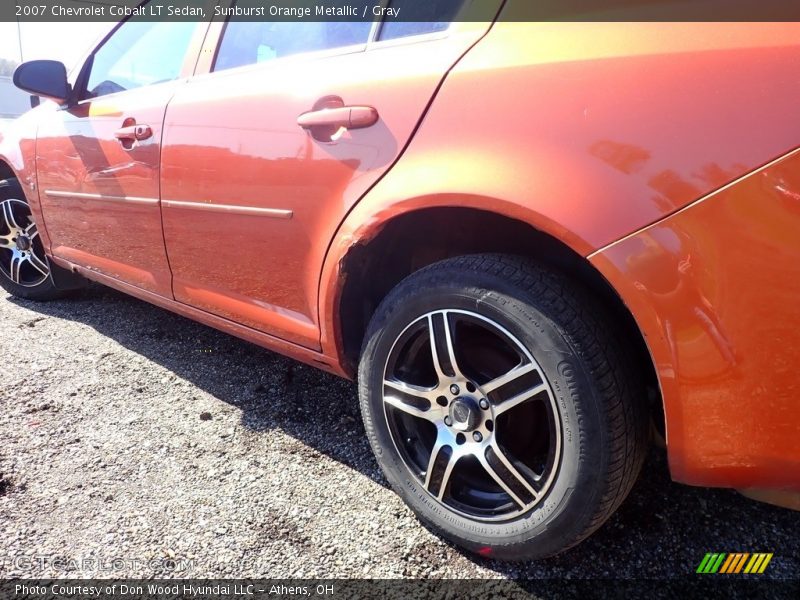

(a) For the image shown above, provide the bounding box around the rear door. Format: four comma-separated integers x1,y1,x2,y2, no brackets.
160,0,501,348
36,8,207,297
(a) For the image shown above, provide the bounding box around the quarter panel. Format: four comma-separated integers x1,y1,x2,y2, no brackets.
319,23,800,488
320,22,800,360
591,148,800,490
351,22,800,251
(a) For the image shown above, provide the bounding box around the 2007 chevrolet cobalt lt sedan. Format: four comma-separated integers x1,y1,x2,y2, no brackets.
2,1,799,560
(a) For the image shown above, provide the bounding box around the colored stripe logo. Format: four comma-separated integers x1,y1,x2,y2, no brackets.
696,552,773,574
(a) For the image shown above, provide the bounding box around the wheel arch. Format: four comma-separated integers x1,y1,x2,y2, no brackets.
0,158,17,182
324,203,663,434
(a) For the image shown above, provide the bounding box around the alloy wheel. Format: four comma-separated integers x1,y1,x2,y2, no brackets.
0,198,50,288
382,309,562,521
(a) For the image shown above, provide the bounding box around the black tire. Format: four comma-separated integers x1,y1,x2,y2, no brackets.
358,254,649,561
0,178,68,301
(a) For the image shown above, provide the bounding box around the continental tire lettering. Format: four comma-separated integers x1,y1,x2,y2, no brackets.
557,360,578,444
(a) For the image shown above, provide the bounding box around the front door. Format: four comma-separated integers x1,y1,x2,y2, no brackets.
160,1,501,347
36,13,205,297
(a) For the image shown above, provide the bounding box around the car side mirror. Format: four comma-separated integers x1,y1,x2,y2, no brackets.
13,60,71,105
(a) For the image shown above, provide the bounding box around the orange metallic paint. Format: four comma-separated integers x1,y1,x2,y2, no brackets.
0,113,41,240
36,86,178,296
317,21,800,491
32,21,210,297
319,22,800,349
1,19,799,492
159,20,498,347
592,148,800,491
48,253,345,377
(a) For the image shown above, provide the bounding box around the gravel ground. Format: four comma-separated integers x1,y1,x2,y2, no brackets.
0,284,797,580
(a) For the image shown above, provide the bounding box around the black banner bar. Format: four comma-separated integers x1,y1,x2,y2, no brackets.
4,0,800,22
3,579,800,600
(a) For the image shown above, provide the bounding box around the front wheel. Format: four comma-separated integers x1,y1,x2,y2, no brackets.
358,254,648,560
0,178,65,301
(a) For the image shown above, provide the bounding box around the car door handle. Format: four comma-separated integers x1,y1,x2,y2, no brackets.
114,124,153,142
297,106,378,130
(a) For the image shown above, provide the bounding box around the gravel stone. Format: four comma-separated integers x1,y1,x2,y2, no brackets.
0,284,797,579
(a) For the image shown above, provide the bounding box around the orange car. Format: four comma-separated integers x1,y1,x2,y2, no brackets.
2,3,799,560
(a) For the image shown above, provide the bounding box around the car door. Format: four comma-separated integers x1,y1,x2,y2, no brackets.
160,0,502,348
35,9,207,297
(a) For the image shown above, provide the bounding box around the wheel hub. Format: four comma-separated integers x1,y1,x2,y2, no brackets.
449,396,480,431
16,235,31,251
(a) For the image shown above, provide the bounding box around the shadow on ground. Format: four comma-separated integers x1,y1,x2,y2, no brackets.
11,284,798,579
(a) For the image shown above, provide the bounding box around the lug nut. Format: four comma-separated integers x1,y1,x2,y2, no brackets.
444,416,452,426
479,399,489,410
449,384,460,395
472,432,483,442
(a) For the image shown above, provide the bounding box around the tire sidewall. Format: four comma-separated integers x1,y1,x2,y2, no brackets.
359,264,609,559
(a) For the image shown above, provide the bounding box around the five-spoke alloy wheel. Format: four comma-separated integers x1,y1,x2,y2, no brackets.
0,178,65,300
0,197,50,288
382,309,561,521
359,255,648,560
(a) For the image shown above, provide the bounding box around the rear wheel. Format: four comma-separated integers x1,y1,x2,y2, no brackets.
358,254,648,560
0,178,64,300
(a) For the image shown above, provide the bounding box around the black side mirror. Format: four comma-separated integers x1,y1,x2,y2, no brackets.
13,60,71,105
30,96,41,109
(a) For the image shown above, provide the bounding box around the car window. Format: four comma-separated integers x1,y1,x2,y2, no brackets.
85,17,197,99
377,0,464,41
213,1,372,72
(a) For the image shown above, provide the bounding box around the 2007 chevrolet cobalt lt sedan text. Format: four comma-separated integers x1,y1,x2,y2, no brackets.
2,2,799,560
